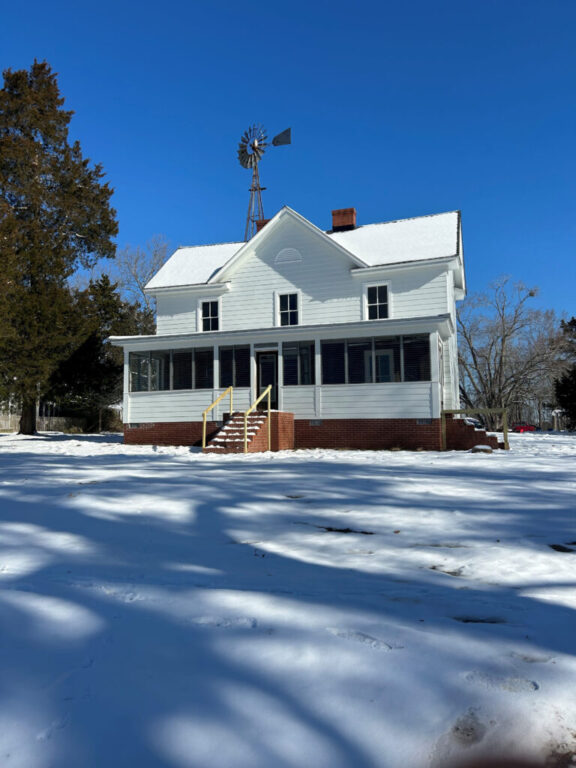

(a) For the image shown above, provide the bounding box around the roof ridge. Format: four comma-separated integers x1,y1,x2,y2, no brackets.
175,241,243,250
326,210,460,233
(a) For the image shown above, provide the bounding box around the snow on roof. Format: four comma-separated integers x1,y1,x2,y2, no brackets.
145,210,460,291
145,242,241,290
328,211,460,266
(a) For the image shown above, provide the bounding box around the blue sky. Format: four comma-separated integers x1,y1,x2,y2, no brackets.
2,0,575,314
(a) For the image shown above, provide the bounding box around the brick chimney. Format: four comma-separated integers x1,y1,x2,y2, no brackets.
256,218,270,233
331,208,356,232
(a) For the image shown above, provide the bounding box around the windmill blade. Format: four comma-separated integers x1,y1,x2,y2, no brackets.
272,127,291,146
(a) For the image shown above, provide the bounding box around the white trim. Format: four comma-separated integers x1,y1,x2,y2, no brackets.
197,296,222,333
362,281,391,322
145,282,231,297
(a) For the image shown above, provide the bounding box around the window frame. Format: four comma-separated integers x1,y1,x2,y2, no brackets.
198,296,221,333
129,348,214,392
276,291,300,327
363,282,390,321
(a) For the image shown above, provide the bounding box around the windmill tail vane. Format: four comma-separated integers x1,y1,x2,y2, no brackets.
238,125,291,240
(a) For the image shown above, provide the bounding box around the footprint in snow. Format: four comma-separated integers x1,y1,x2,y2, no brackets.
327,628,401,651
430,708,489,767
464,670,539,692
190,616,258,629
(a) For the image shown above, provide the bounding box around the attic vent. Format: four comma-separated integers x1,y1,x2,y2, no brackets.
275,248,302,264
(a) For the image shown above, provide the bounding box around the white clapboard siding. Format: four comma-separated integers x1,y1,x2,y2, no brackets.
319,383,433,419
156,294,197,335
127,388,252,423
281,386,316,419
153,217,451,336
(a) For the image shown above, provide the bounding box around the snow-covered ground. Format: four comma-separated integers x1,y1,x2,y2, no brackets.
0,432,575,768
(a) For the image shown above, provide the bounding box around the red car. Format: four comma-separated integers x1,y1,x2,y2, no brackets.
511,423,537,433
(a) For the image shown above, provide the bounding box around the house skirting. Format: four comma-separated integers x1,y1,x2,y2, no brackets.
124,416,503,452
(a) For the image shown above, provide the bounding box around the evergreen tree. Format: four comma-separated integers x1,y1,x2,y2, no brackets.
46,276,151,430
0,61,118,433
555,318,576,429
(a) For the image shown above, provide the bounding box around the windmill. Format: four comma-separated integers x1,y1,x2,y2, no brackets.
238,124,291,241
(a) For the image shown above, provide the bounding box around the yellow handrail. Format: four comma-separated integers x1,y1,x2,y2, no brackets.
244,385,271,454
202,387,234,448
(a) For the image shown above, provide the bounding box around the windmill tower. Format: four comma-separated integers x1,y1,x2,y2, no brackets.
237,124,291,240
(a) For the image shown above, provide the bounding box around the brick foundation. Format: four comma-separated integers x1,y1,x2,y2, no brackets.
124,415,503,452
295,418,443,450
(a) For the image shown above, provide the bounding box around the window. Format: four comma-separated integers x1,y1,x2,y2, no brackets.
374,337,401,382
347,338,372,384
366,285,389,320
150,351,170,391
320,334,430,385
321,341,346,384
219,346,250,388
172,351,193,390
129,352,150,392
201,300,219,331
403,335,431,382
129,348,214,392
194,348,214,389
282,341,315,386
279,293,298,326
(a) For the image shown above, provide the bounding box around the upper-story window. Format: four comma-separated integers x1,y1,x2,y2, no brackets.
279,293,299,326
201,300,219,331
365,285,389,320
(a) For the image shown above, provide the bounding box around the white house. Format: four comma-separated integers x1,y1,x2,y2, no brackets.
110,206,469,451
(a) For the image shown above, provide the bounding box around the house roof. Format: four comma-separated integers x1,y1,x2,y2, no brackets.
329,211,460,266
145,207,462,292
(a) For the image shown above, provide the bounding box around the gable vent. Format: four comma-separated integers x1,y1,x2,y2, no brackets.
275,247,302,264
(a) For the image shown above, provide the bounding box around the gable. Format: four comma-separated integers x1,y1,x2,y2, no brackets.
210,207,366,284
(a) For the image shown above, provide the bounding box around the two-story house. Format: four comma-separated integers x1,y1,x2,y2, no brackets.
110,206,468,451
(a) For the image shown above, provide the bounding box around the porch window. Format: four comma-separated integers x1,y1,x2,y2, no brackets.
202,301,219,331
129,348,214,392
403,335,431,381
195,348,214,389
374,337,401,382
347,338,372,384
150,351,171,391
366,285,389,320
172,351,192,390
129,352,150,392
282,341,315,385
279,293,298,326
320,334,430,385
219,345,250,388
321,341,346,384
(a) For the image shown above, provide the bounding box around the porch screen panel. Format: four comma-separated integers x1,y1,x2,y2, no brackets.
347,339,372,383
219,346,250,388
299,342,315,385
129,352,150,392
283,343,298,386
282,341,315,385
219,347,233,388
172,350,192,390
149,351,170,391
194,348,214,389
321,341,346,384
403,335,431,381
374,337,401,383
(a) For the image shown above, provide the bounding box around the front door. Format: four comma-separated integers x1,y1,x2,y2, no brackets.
256,351,278,410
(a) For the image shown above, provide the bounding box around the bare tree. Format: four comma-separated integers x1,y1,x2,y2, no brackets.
113,235,169,314
457,277,566,428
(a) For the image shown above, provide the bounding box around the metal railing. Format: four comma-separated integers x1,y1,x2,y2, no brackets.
202,387,234,449
244,386,271,453
441,407,509,451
